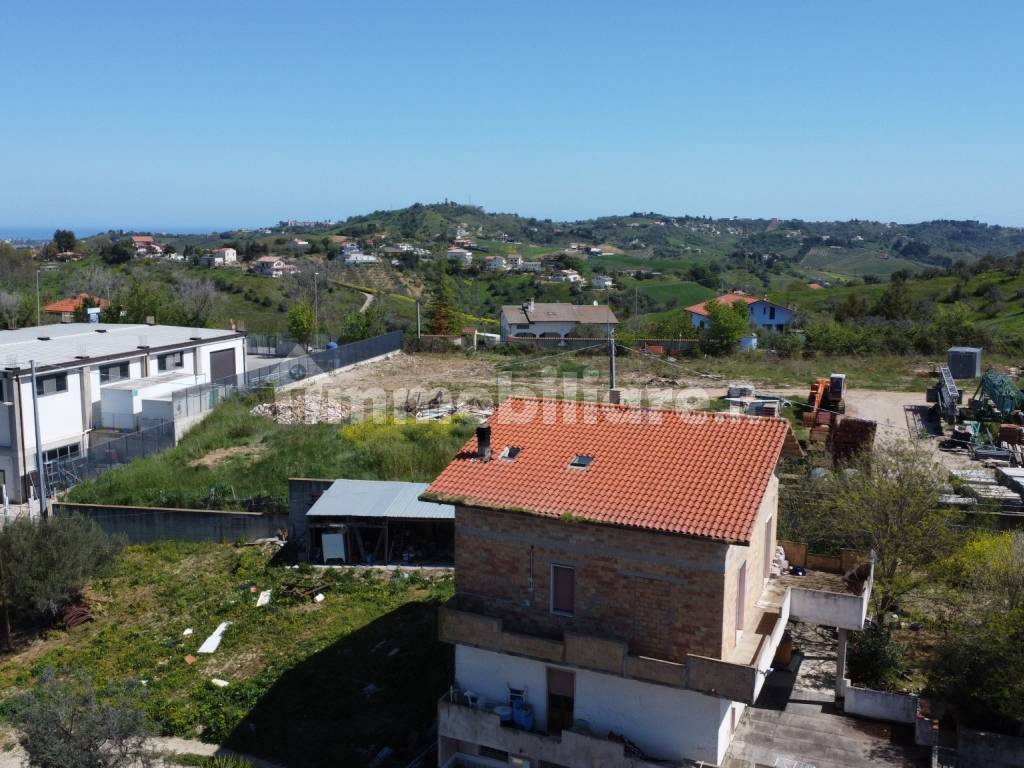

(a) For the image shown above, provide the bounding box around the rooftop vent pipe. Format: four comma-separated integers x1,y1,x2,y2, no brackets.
476,425,492,461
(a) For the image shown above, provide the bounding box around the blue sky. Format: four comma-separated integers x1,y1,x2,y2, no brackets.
1,1,1022,231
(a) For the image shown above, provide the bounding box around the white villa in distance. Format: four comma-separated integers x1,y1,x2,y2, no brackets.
499,300,618,340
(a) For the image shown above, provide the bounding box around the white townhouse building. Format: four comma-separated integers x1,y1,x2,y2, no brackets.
0,323,245,503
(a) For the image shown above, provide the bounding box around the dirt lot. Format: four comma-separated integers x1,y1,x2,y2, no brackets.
293,351,972,467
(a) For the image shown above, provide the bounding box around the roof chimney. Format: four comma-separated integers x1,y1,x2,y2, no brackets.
476,425,492,461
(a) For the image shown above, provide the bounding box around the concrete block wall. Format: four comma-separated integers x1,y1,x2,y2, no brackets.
454,505,733,661
53,502,286,544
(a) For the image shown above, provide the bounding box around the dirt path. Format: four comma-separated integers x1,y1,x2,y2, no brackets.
358,291,374,313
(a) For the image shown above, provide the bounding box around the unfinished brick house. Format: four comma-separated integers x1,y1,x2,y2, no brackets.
422,397,873,767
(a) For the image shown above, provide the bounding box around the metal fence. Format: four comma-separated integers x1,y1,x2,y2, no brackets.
43,332,402,496
173,331,402,420
44,419,176,495
246,333,331,356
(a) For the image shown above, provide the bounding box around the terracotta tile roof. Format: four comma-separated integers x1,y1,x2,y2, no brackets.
423,397,799,543
131,235,155,245
685,292,759,317
43,293,109,314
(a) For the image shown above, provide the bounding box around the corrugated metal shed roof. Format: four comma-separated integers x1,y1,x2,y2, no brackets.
0,323,241,371
306,480,454,520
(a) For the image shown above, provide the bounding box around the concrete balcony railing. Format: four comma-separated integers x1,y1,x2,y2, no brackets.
438,694,679,768
441,556,874,705
779,545,874,631
439,600,770,702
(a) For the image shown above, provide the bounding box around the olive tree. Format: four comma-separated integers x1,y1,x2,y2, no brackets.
780,440,959,620
11,670,156,768
0,516,120,650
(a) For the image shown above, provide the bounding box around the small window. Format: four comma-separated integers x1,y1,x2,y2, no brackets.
551,564,575,616
500,446,522,461
158,351,184,371
769,306,776,320
43,443,80,464
568,454,592,469
99,362,130,383
35,373,68,396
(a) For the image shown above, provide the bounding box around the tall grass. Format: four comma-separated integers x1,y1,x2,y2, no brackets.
66,399,476,512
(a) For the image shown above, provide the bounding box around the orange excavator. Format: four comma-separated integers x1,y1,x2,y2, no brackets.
809,373,847,416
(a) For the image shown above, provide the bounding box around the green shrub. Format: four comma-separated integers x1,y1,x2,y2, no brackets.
848,625,907,689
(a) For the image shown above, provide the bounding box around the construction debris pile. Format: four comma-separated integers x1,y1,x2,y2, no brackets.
251,393,351,425
403,390,493,421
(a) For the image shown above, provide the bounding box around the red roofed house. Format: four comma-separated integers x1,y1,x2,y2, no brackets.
686,291,794,333
43,293,109,323
130,235,163,256
425,397,872,767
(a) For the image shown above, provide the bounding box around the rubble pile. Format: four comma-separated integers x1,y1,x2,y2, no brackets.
251,394,351,425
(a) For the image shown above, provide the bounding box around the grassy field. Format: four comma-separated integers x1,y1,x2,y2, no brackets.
798,247,923,277
66,398,477,513
771,269,1024,336
0,542,453,767
617,277,716,309
636,351,946,391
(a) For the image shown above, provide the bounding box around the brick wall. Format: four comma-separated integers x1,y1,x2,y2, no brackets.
454,505,736,661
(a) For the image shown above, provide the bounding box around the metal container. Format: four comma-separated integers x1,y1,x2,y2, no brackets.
947,347,982,379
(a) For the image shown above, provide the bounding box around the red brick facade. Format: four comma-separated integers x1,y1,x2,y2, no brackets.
454,505,739,661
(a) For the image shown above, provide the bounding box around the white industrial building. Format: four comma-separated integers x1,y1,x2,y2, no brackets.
0,323,245,503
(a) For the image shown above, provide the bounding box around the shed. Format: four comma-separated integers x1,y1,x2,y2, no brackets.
947,346,982,380
297,479,454,565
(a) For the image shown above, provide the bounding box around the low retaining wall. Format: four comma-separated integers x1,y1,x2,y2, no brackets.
53,502,287,544
843,680,918,723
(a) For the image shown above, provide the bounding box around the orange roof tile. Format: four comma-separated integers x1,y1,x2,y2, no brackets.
423,397,799,543
685,292,759,317
43,293,109,314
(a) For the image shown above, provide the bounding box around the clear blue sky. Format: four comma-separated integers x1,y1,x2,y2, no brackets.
1,1,1022,231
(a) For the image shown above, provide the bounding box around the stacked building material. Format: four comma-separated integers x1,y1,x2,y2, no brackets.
829,417,878,460
998,423,1023,445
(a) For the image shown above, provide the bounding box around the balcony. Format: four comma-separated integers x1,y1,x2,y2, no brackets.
440,555,873,706
778,542,874,631
438,694,681,768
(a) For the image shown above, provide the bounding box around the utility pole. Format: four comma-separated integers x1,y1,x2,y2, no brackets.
29,360,48,518
608,330,619,404
416,301,422,339
313,271,319,346
35,270,41,326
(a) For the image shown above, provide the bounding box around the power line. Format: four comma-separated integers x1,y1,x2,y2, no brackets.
617,344,926,435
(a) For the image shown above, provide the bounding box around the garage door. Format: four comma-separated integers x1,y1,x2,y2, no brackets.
209,349,237,381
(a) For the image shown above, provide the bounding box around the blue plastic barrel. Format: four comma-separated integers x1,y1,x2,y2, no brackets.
512,701,534,731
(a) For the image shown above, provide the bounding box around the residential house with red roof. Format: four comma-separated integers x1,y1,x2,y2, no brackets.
130,235,164,257
424,397,872,767
686,291,794,333
43,293,109,323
